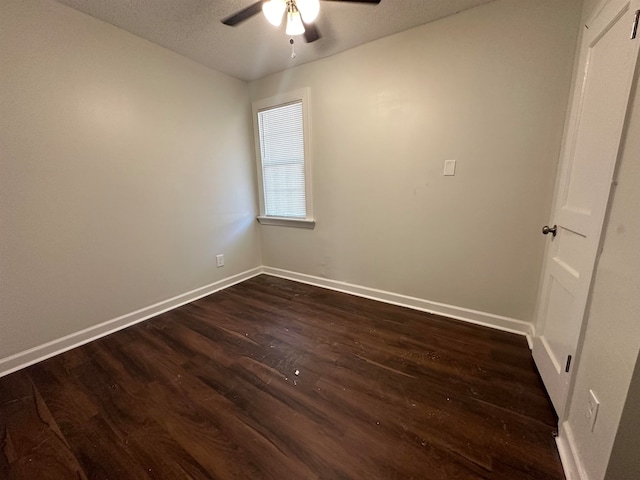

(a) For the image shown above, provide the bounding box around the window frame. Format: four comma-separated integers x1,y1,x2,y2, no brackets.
252,88,315,229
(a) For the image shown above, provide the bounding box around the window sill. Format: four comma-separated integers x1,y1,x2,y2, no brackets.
257,216,316,229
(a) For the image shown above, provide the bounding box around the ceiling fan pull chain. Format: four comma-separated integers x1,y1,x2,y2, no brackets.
290,38,297,59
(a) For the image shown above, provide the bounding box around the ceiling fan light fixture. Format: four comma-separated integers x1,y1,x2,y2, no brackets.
297,0,320,23
285,9,305,36
262,0,287,27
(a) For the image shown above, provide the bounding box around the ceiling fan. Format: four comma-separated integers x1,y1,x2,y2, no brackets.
222,0,381,44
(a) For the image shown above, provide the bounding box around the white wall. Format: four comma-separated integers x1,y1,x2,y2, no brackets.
561,3,640,473
0,0,261,362
249,0,582,323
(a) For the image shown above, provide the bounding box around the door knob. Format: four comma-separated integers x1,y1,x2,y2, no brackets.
542,225,558,237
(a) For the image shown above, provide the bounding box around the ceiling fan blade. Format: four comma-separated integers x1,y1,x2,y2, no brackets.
222,1,264,26
303,22,321,43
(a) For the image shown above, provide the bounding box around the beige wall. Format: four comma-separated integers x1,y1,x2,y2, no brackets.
249,0,581,322
0,0,260,360
563,44,640,480
605,349,640,479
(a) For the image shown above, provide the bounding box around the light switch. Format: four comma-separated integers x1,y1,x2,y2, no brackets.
444,159,456,176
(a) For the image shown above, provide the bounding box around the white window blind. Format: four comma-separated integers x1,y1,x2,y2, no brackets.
258,101,307,218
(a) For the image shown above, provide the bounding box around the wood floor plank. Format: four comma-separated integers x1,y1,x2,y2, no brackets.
0,371,87,480
0,275,564,479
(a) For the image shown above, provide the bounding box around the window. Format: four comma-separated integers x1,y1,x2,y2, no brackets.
253,88,314,228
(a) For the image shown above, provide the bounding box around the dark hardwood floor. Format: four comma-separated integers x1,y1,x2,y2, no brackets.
0,275,564,479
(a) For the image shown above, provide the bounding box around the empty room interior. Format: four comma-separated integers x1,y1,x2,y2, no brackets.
1,0,639,479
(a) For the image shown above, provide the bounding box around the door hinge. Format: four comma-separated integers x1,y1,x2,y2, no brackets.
631,10,640,39
565,355,573,373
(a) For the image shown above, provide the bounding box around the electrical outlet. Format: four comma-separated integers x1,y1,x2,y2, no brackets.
443,159,456,176
586,389,600,432
216,254,224,268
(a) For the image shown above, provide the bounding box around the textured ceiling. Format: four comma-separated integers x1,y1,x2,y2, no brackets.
53,0,495,81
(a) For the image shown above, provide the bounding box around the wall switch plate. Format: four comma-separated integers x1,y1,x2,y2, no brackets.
216,254,224,267
444,159,456,176
587,389,600,432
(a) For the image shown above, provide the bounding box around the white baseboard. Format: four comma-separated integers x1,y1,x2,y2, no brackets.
262,267,532,337
557,421,588,480
0,267,262,378
1,266,533,378
526,324,536,350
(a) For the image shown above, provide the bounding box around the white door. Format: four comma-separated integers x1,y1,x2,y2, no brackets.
532,0,640,415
